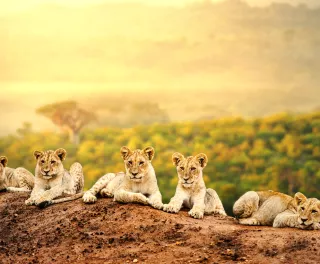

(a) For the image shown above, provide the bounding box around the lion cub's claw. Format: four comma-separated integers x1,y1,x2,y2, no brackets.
188,209,204,219
149,200,163,210
163,204,180,214
25,198,36,206
83,192,97,204
213,209,227,216
100,188,113,198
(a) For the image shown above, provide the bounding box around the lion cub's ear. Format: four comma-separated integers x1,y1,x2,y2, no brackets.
294,192,307,205
54,148,67,161
0,156,8,167
143,147,155,161
33,151,44,160
120,146,132,160
172,152,184,166
195,153,208,168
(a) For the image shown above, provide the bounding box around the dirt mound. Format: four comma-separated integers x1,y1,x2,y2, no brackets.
0,193,319,264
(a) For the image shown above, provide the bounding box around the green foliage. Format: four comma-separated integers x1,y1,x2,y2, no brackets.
1,111,320,215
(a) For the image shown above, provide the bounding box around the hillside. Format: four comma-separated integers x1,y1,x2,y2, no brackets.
0,192,319,263
1,111,320,215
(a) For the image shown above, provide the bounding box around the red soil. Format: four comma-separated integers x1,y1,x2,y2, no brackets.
0,193,319,264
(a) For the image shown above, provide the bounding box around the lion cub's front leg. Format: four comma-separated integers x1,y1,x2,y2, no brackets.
114,189,149,205
25,186,45,205
83,173,117,204
34,186,64,205
148,190,163,210
188,191,206,219
163,190,187,214
273,210,299,228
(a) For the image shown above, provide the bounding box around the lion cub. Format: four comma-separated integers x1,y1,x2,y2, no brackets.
233,190,305,226
163,152,226,219
0,156,34,192
25,148,84,208
273,194,320,230
83,146,163,209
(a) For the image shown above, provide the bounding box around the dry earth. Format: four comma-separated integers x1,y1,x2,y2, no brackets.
0,193,319,264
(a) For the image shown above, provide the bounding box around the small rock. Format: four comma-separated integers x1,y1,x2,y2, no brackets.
133,259,138,263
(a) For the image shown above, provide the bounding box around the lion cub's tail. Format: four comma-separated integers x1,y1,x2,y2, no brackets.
38,192,84,209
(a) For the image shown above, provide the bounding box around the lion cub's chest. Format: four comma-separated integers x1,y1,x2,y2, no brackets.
182,197,196,208
130,183,151,195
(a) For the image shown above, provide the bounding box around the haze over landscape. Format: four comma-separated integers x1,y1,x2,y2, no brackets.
1,0,320,135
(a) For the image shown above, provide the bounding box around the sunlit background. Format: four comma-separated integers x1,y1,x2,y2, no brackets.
1,0,319,213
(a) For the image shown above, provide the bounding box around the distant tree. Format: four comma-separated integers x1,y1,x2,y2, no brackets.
17,122,33,137
36,101,96,145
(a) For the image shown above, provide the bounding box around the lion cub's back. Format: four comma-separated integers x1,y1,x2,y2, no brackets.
256,190,292,205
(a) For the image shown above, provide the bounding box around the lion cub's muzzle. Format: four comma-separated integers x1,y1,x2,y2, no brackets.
299,217,312,227
129,172,143,181
41,171,54,179
182,179,194,187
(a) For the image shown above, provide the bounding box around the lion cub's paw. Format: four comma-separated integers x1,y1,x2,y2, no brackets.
188,209,204,219
135,193,149,205
25,198,36,206
83,192,97,204
213,209,227,216
100,188,113,198
313,223,320,230
163,204,180,214
34,196,50,206
239,218,260,225
149,199,163,210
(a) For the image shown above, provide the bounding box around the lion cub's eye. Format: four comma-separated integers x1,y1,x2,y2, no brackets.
139,161,144,166
301,207,305,211
179,167,184,170
191,167,196,171
128,161,132,165
41,160,45,164
51,160,56,164
312,210,318,214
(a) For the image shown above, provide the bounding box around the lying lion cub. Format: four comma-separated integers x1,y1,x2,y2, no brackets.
163,152,226,219
25,148,84,208
0,156,34,192
273,193,320,230
233,190,306,226
83,146,163,209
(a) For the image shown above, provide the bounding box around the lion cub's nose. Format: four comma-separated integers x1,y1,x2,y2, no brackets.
131,172,138,176
301,218,308,223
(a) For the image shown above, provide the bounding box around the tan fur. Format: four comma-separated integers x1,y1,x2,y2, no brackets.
163,152,226,219
25,149,84,208
83,146,163,210
274,194,320,230
233,190,296,226
0,156,34,192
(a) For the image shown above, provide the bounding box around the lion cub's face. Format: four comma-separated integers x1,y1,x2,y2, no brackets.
34,148,67,180
297,196,320,229
172,152,208,188
120,146,155,183
0,156,8,178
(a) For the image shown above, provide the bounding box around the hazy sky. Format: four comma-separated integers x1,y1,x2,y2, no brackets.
0,0,318,13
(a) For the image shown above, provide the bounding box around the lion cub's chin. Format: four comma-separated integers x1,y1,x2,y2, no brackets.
182,182,194,188
130,178,143,183
42,175,54,180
